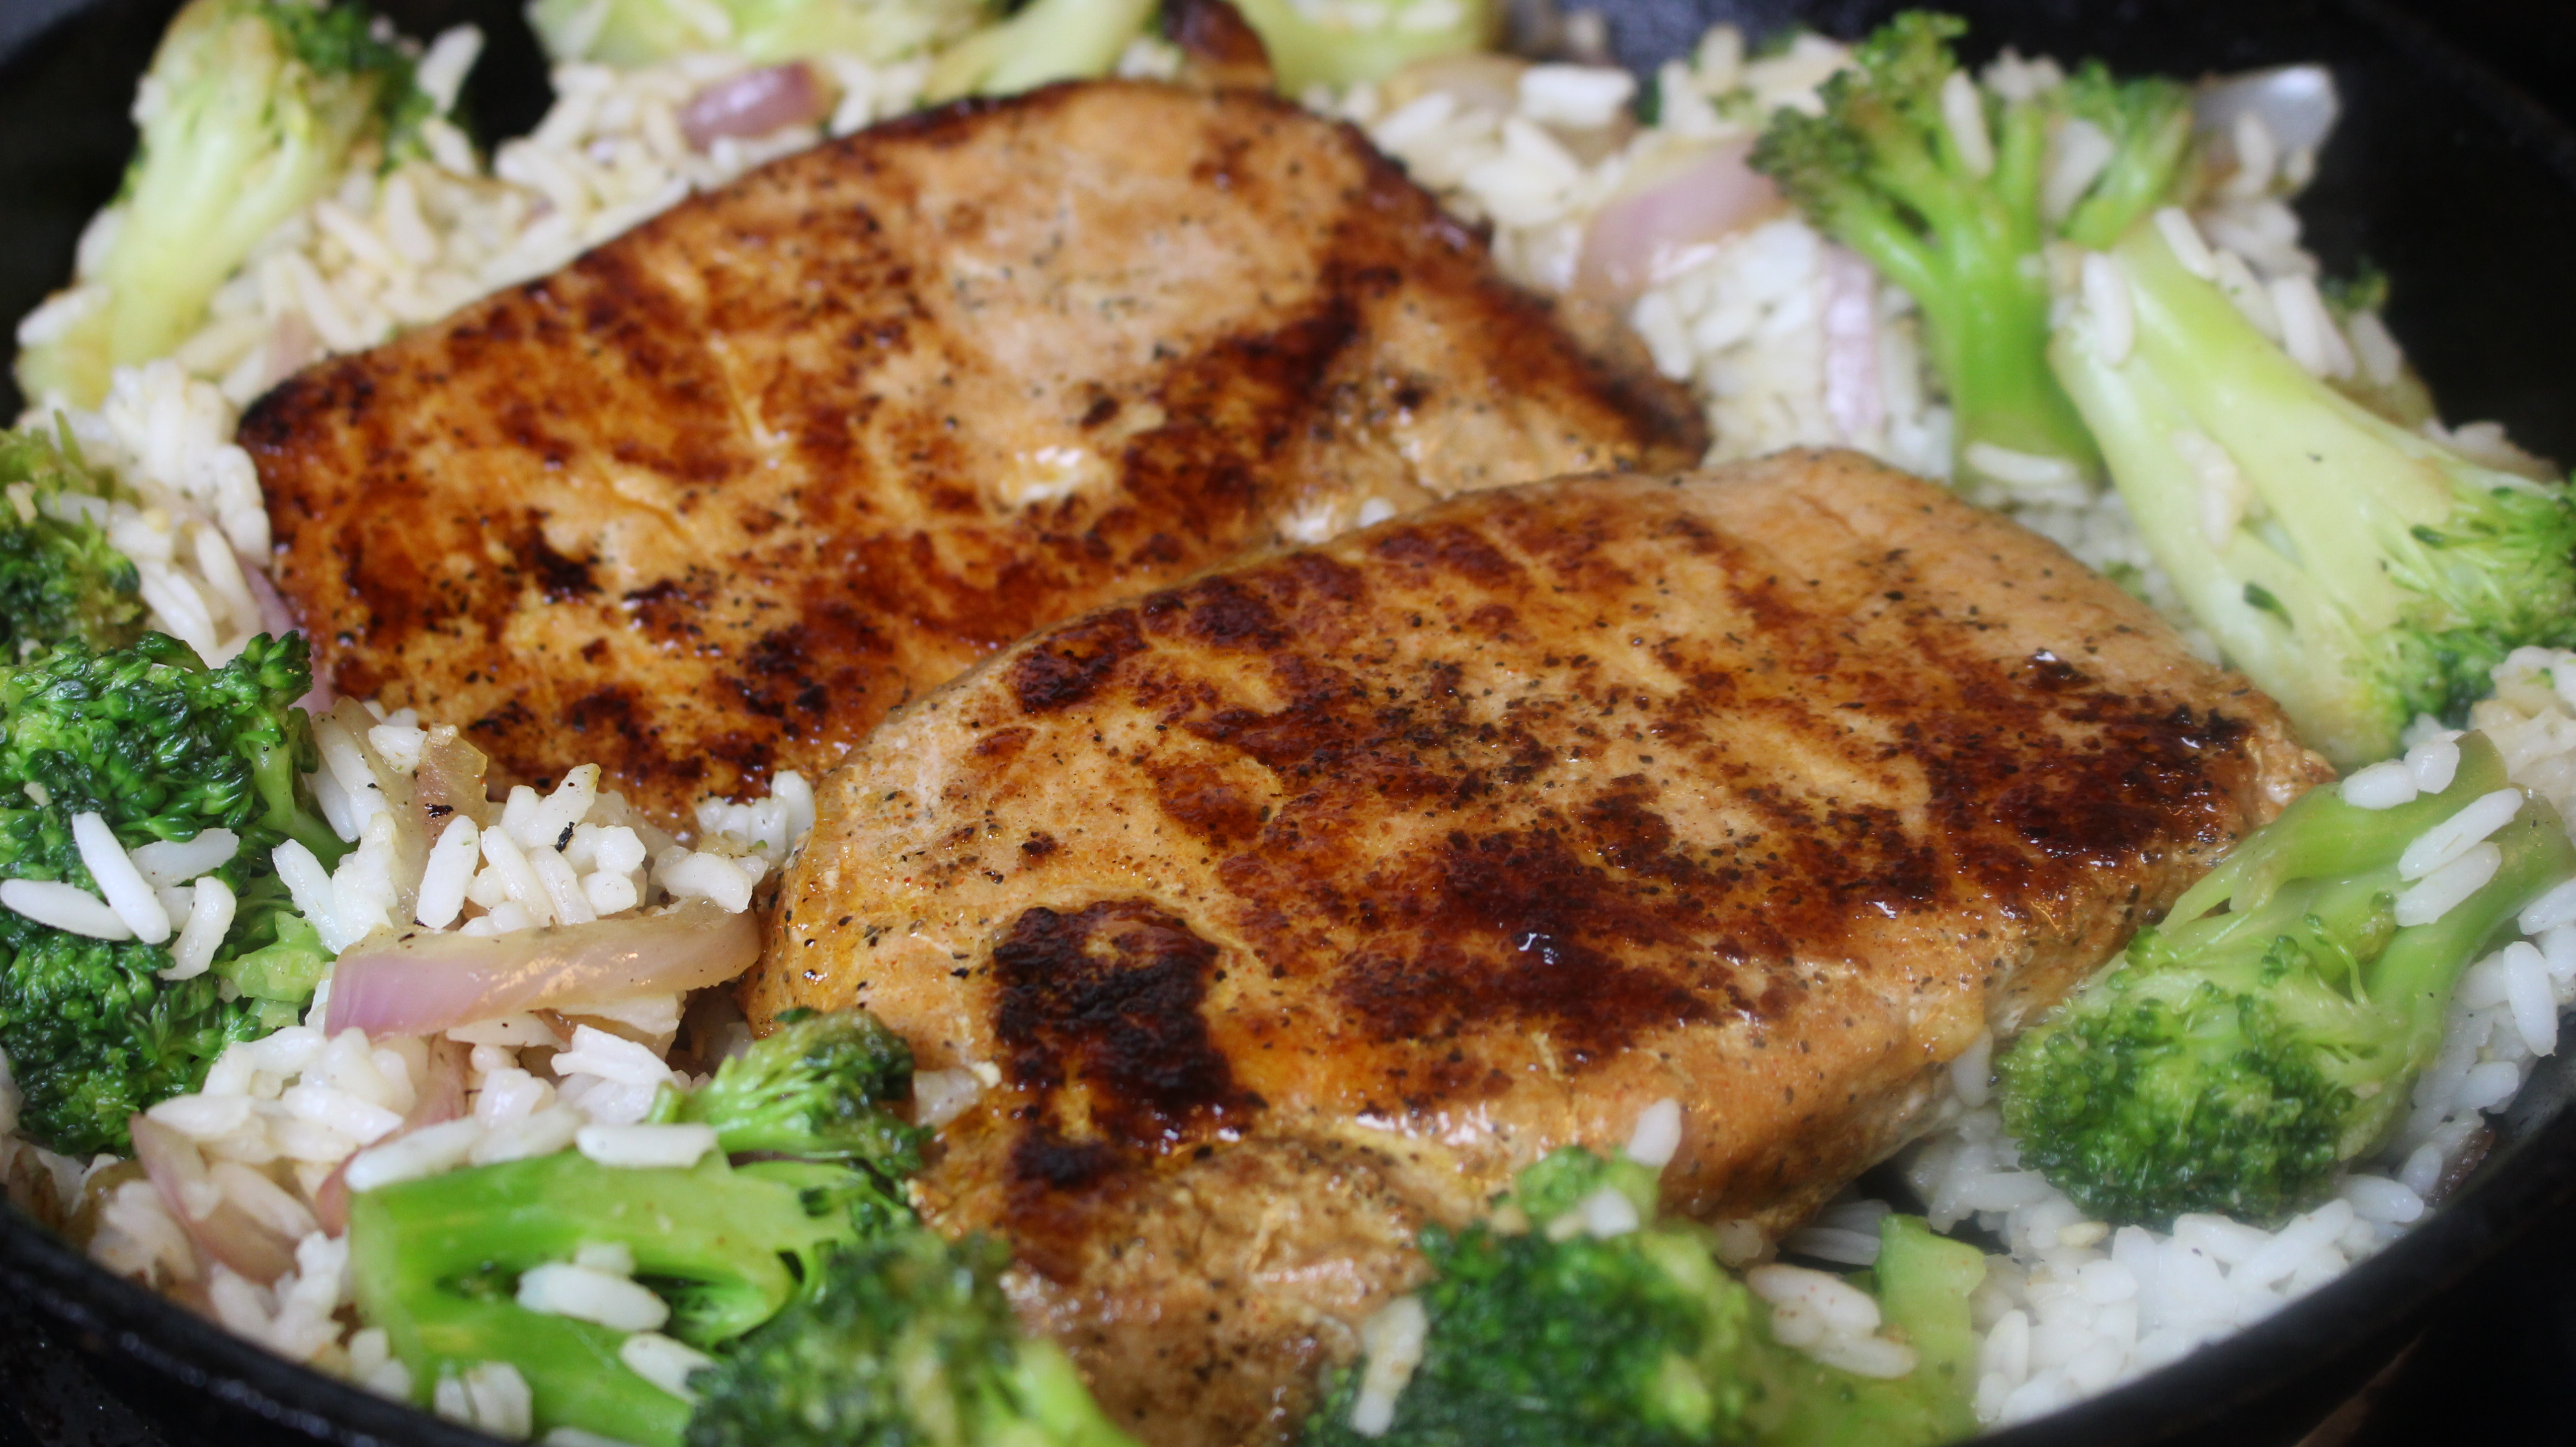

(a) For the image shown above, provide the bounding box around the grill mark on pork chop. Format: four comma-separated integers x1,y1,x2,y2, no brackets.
518,514,599,602
245,81,1701,818
1011,611,1149,713
993,900,1262,1277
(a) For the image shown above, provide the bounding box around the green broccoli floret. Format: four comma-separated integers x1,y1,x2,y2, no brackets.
1301,1148,1978,1447
1749,12,2197,487
1224,0,1497,92
0,422,146,656
14,0,424,408
0,632,340,1154
2000,732,2576,1225
0,932,259,1155
921,0,1158,102
528,0,982,67
346,1008,925,1445
684,1224,1140,1447
0,633,339,862
649,1005,928,1170
2047,215,2576,768
349,1151,898,1447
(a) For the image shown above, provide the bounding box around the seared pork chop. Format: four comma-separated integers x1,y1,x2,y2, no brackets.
241,80,1701,820
751,451,2331,1446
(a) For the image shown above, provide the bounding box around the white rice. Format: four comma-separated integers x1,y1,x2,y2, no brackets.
1348,1294,1430,1437
434,1359,535,1440
517,1260,671,1331
572,1122,717,1169
74,809,171,943
618,1331,713,1401
160,876,239,980
0,877,134,940
1749,1260,1919,1378
1623,1096,1682,1167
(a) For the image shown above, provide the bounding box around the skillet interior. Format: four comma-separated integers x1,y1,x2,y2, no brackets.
2,1,2576,1444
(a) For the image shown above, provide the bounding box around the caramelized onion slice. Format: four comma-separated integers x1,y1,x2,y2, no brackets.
130,1115,296,1285
679,63,830,152
323,902,759,1040
1574,138,1779,299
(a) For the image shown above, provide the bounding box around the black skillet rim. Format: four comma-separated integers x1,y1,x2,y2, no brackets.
3,0,2576,1443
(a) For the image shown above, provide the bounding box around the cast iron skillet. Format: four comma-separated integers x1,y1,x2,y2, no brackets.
3,0,2576,1443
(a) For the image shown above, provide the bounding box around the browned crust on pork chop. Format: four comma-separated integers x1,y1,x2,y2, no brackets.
241,80,1702,819
751,452,2331,1445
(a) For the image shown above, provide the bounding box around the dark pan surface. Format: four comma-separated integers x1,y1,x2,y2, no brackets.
3,1,2576,1444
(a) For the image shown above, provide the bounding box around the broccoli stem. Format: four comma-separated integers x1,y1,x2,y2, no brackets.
2051,215,2576,766
396,1290,688,1447
1828,89,2099,480
348,1152,871,1445
2366,801,2576,1138
2058,104,2194,250
2167,736,2509,923
1223,0,1497,92
921,0,1157,101
1001,1339,1148,1447
1747,13,2218,488
252,736,347,866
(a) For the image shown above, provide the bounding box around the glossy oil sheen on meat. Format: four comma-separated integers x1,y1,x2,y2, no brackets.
240,80,1701,819
751,452,2332,1446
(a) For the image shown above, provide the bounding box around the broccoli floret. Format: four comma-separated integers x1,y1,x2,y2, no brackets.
684,1224,1140,1447
0,632,339,1153
1749,12,2197,487
649,1005,928,1171
2000,732,2576,1224
1223,0,1497,92
347,1008,926,1445
0,931,260,1155
14,0,424,409
526,0,981,68
348,1151,899,1447
2048,215,2576,768
0,423,146,656
1301,1148,1978,1447
921,0,1158,102
0,633,339,862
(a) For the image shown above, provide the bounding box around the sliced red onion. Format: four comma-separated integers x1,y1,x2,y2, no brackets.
678,64,829,153
1819,244,1885,445
324,902,760,1040
1573,138,1779,299
130,1115,297,1285
311,1037,467,1233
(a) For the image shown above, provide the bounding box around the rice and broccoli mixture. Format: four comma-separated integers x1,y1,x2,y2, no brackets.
6,1,2576,1444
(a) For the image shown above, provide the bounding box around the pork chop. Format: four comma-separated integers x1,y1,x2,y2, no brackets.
750,451,2332,1446
240,80,1702,821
